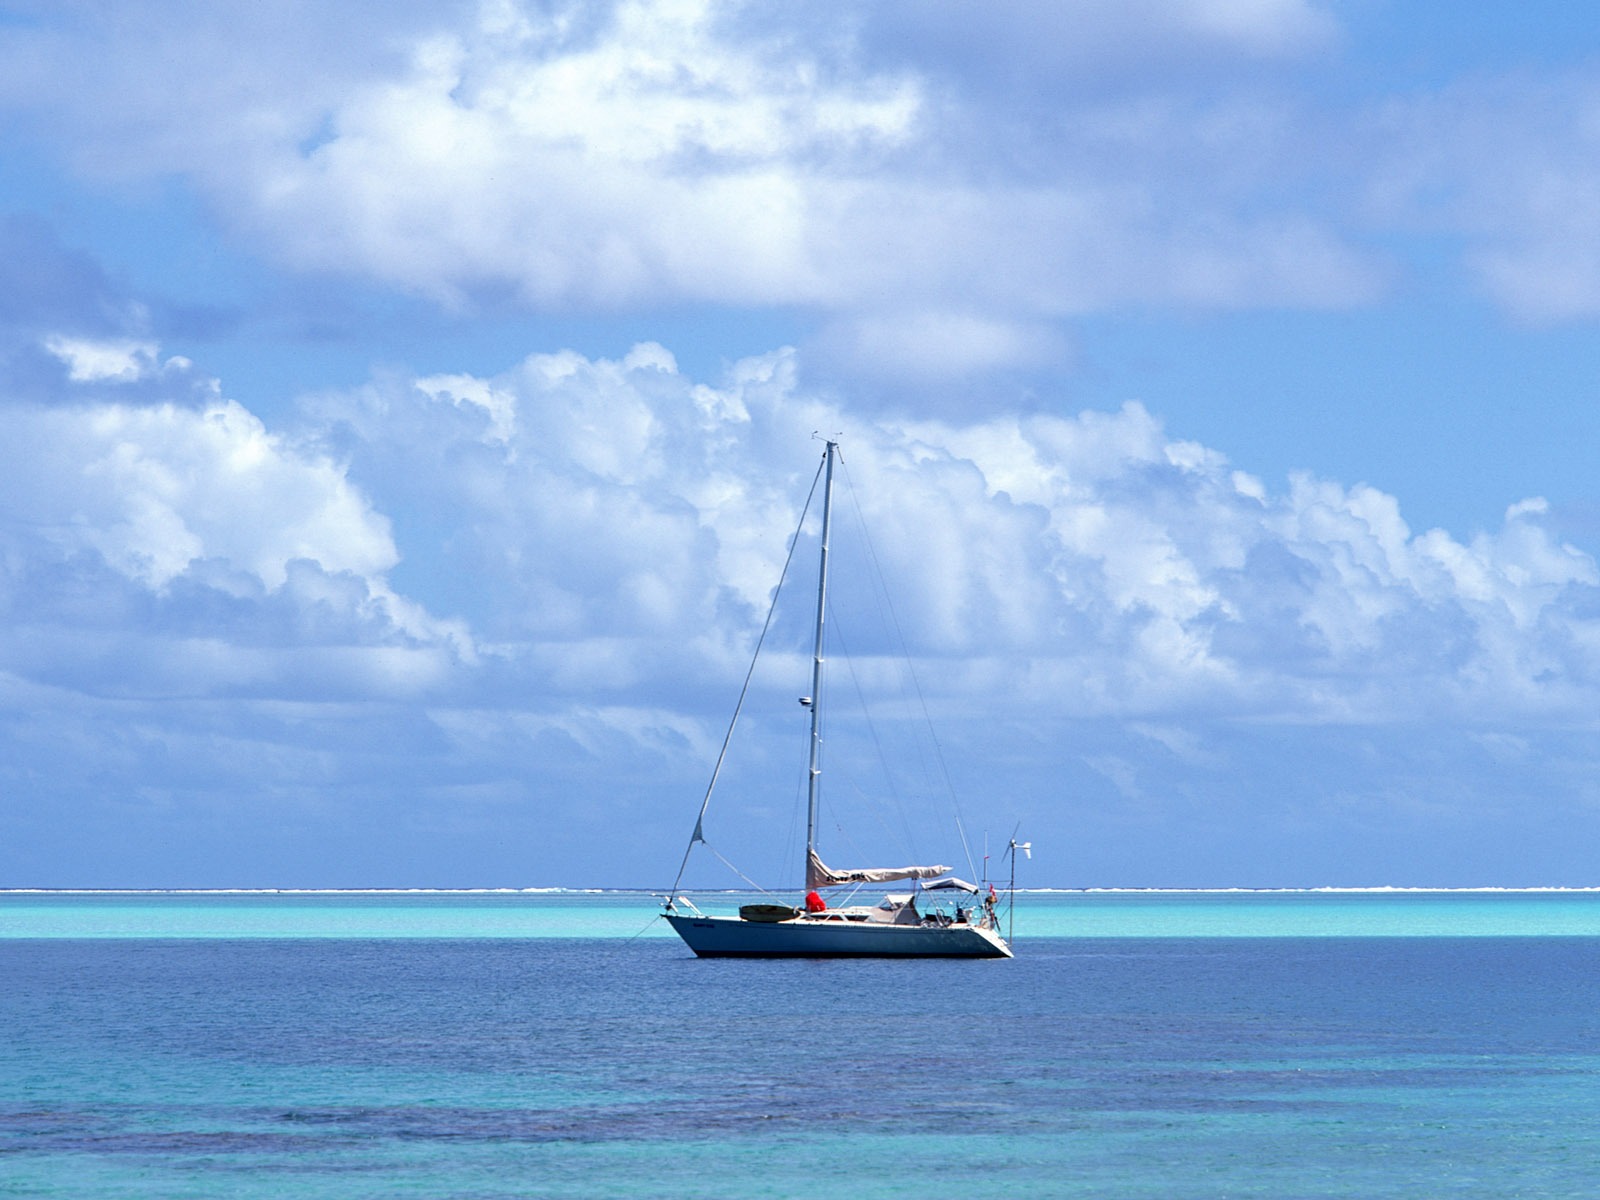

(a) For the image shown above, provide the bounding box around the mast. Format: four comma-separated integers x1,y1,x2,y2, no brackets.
804,440,838,882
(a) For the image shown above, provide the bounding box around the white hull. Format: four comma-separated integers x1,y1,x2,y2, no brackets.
665,912,1011,958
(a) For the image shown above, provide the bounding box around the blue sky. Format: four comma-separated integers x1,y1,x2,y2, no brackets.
5,0,1600,888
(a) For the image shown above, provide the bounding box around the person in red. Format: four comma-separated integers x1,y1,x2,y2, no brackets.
804,890,827,913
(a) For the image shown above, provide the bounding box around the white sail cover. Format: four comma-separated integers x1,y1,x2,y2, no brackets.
807,848,951,891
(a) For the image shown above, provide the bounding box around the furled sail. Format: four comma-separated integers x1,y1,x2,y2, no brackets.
806,848,951,891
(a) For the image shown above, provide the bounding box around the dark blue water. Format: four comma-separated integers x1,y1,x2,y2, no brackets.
5,935,1600,1197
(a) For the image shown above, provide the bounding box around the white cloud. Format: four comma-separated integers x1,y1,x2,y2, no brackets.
0,373,473,701
15,0,1600,371
240,0,922,310
305,342,814,660
240,17,1379,319
10,332,1599,726
0,0,1387,379
6,333,1600,883
212,11,1600,332
15,399,397,591
287,345,1600,729
44,335,164,383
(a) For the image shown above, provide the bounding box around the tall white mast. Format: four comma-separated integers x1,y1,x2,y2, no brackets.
804,440,838,883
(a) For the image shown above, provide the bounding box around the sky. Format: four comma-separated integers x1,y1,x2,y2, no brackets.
4,0,1600,889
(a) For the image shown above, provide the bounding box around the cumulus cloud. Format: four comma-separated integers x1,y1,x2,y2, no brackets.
2,398,395,591
300,342,813,705
9,2,1600,884
8,327,1598,725
9,0,1600,388
245,0,1380,323
0,354,472,702
0,0,1389,385
5,333,1600,883
245,0,924,310
41,335,203,389
290,341,1600,729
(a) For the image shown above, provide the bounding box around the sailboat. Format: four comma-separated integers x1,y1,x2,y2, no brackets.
663,439,1013,958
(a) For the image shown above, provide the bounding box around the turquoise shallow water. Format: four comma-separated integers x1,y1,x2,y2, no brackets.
6,887,1600,938
5,891,1600,1198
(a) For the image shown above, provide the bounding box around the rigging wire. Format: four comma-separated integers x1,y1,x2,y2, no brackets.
625,913,664,942
704,842,772,893
667,452,827,902
822,605,923,865
835,454,980,883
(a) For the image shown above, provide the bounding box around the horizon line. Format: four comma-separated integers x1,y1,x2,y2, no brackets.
6,885,1600,896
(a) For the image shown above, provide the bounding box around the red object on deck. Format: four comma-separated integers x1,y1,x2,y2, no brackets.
805,890,827,913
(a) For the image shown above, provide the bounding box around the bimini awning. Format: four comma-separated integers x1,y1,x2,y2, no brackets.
807,848,950,891
919,877,980,893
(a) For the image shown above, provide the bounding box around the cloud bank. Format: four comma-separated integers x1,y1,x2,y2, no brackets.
10,0,1600,387
5,333,1600,884
5,2,1600,886
4,328,1600,884
7,332,1596,724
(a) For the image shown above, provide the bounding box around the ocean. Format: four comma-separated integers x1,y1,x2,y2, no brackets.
4,890,1600,1198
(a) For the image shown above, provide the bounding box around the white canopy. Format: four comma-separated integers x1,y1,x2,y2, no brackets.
807,848,950,891
919,877,980,893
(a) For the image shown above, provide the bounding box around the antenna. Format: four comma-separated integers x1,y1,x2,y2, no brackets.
1006,831,1030,944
